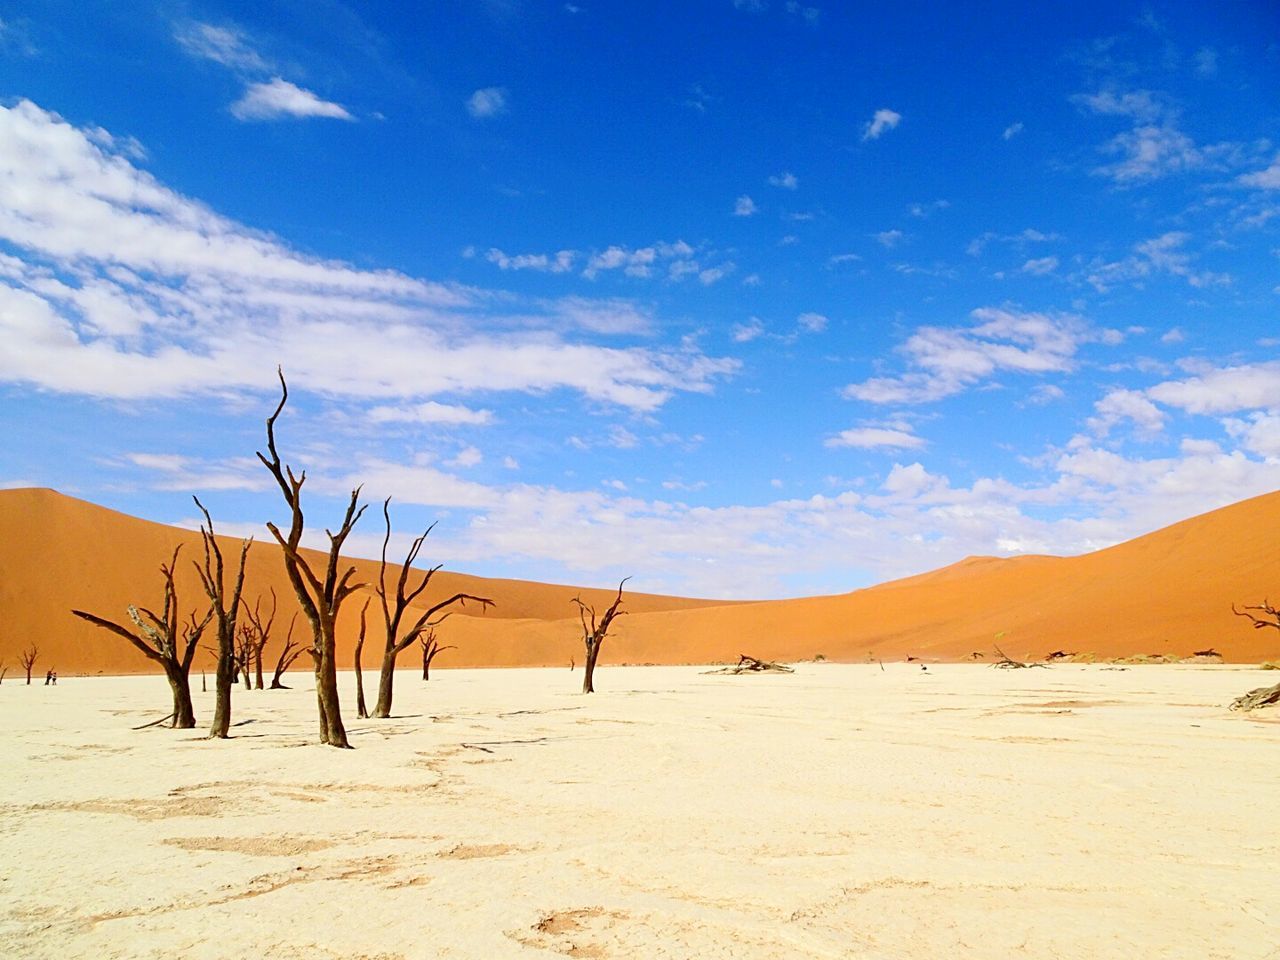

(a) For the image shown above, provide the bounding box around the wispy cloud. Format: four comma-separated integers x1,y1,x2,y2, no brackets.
174,21,272,72
1084,232,1230,291
467,87,509,118
734,195,758,216
1002,121,1024,140
0,100,736,412
826,426,925,450
843,307,1095,405
862,108,901,141
768,171,799,189
231,78,353,121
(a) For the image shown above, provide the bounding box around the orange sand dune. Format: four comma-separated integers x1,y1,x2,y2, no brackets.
0,488,728,677
1,487,1278,675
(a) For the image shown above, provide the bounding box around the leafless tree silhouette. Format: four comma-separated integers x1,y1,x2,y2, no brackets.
257,369,366,748
73,546,212,727
371,498,492,718
572,578,628,694
194,498,251,739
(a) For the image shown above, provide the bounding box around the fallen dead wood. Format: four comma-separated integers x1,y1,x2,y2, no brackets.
705,654,795,675
1229,682,1280,712
991,645,1047,669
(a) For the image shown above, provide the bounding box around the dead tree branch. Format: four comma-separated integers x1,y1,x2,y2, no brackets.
572,578,628,694
257,367,365,748
371,498,492,717
72,545,211,727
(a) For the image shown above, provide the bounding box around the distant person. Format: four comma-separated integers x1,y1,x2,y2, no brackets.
51,671,57,685
44,670,52,686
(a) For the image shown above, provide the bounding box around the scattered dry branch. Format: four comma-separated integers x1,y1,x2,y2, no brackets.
1230,682,1280,712
991,645,1047,669
706,654,795,675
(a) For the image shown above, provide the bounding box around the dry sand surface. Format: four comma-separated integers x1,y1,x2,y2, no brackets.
2,664,1278,959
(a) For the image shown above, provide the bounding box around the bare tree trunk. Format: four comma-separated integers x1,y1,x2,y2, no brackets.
573,579,628,695
20,645,38,685
422,639,430,680
315,613,348,746
582,641,600,694
254,648,265,690
374,649,397,717
72,546,211,730
210,643,234,738
258,369,362,749
354,600,369,720
164,662,196,728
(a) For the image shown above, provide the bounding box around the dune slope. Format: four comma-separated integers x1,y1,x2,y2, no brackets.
1,487,1278,673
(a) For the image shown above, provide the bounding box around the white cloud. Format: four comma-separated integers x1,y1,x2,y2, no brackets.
908,200,949,218
734,195,758,216
862,108,901,141
826,427,925,451
1085,232,1230,291
1238,155,1280,190
875,229,904,248
580,240,698,280
699,263,736,285
175,21,272,72
1224,413,1280,458
485,247,576,273
1002,122,1024,140
1088,388,1166,435
797,312,828,333
768,171,799,189
843,307,1091,405
1021,256,1059,275
230,78,353,121
732,318,765,342
0,100,736,411
367,402,494,425
467,87,508,118
1146,362,1280,415
448,445,483,468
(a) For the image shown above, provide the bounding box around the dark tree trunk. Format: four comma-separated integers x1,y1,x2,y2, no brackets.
316,616,349,748
373,649,398,718
209,644,234,738
582,642,600,694
354,615,369,720
422,643,429,680
164,663,196,729
254,649,264,690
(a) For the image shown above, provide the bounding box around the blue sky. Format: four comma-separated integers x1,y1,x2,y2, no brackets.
1,1,1278,598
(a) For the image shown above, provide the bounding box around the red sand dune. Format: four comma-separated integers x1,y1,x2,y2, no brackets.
1,486,1278,676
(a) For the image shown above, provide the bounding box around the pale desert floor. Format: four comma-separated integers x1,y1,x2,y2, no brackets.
1,664,1278,959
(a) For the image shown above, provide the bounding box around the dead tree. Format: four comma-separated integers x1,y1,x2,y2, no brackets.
1233,600,1280,636
72,546,211,727
234,623,255,689
19,644,38,685
257,369,366,748
371,498,493,718
269,612,305,689
242,590,278,690
0,661,7,684
420,629,456,680
354,599,370,719
572,578,628,694
1230,601,1280,711
193,497,251,740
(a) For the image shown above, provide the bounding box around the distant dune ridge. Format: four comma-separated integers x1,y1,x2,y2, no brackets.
0,486,1277,675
